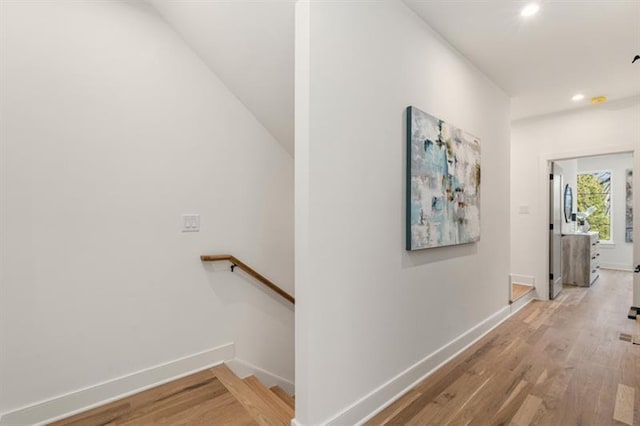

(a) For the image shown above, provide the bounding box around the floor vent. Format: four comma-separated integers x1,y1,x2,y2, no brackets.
619,333,632,342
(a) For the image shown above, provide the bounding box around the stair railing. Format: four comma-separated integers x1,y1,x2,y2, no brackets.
201,255,295,304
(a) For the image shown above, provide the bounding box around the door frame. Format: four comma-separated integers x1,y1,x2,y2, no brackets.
540,144,637,305
549,162,563,299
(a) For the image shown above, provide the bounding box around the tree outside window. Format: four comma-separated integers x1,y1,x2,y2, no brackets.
577,171,611,240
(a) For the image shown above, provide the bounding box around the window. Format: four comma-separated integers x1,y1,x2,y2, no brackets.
577,171,611,241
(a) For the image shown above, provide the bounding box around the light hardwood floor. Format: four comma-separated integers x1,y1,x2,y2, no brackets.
51,270,637,426
369,269,639,426
511,283,534,303
50,365,293,426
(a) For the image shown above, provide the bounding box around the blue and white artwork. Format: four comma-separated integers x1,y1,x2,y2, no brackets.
406,106,481,250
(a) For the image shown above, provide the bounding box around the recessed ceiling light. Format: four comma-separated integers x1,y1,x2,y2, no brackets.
520,3,540,17
590,96,607,104
572,94,585,101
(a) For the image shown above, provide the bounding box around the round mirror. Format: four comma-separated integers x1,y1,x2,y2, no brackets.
564,184,573,223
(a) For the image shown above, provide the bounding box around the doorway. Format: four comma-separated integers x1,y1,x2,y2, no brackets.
547,152,637,314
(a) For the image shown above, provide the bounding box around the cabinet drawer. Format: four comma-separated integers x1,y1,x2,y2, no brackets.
562,232,599,287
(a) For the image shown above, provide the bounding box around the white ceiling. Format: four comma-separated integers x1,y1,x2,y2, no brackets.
147,1,639,153
404,0,640,120
149,0,295,155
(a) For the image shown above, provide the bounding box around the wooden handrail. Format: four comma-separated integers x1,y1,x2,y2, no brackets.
200,254,295,304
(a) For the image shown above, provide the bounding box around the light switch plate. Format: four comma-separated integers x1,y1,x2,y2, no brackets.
181,214,200,232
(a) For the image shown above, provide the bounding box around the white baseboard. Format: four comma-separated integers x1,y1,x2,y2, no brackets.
510,273,535,286
509,291,536,315
306,305,513,426
225,358,295,395
0,343,235,426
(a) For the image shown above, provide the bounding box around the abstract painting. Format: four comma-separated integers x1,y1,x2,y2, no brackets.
406,106,481,250
626,169,633,243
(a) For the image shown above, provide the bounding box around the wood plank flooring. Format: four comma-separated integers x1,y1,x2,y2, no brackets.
511,283,534,303
269,386,294,410
49,269,637,426
369,269,639,426
50,365,293,426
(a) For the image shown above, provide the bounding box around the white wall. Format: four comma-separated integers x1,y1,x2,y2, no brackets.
511,97,640,300
577,154,634,270
295,2,511,424
0,0,293,416
148,0,295,156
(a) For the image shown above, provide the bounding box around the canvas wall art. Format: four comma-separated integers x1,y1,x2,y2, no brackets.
626,169,633,243
406,106,481,250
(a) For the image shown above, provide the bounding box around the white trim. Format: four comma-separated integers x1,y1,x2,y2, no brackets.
510,290,536,314
541,145,635,163
540,144,636,302
0,343,235,426
226,358,295,396
510,275,535,303
301,304,524,426
510,274,535,286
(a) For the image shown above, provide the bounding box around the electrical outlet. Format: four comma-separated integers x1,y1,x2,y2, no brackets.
181,214,200,232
